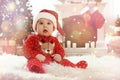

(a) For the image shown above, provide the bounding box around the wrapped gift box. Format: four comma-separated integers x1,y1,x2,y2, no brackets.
0,39,16,54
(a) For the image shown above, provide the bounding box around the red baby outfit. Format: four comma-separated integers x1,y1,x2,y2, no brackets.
23,9,88,73
23,34,76,73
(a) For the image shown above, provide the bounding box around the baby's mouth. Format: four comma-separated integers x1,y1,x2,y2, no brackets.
43,29,48,33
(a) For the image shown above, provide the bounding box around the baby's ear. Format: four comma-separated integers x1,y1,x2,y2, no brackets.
53,26,55,31
35,24,37,31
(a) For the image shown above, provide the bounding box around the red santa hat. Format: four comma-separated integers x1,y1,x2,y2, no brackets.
33,9,65,36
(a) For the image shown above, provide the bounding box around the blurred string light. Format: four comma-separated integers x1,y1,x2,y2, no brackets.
16,16,26,30
0,0,33,32
7,2,15,12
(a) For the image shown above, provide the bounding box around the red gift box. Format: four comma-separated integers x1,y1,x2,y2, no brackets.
0,39,16,54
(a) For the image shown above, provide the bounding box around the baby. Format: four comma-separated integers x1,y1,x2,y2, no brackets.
23,9,87,73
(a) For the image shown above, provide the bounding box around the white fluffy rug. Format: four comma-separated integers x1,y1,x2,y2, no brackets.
0,53,120,80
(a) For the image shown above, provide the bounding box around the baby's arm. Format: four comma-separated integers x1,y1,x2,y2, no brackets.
23,35,45,60
52,38,65,62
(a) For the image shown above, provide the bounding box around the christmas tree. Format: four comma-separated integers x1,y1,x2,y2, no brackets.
0,0,33,33
0,0,33,45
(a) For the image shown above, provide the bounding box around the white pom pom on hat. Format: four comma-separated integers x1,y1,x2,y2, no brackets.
32,9,65,36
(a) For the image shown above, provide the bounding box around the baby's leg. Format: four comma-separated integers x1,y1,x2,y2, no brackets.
27,58,45,73
59,59,76,68
76,60,88,69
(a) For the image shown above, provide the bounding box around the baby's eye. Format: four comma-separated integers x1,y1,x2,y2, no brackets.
39,22,43,25
47,22,51,25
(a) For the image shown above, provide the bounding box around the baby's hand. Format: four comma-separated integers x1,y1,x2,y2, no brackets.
53,54,62,62
35,54,46,62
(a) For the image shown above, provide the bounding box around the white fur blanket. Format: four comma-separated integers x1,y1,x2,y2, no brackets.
0,54,120,80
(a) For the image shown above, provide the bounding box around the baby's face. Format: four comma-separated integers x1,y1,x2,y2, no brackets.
36,18,54,36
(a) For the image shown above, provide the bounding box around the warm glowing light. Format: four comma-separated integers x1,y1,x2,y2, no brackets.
70,35,73,38
77,21,80,24
20,8,24,12
79,32,82,35
16,19,25,29
71,31,81,40
93,36,96,39
83,29,86,32
8,2,15,11
73,7,77,12
73,18,76,21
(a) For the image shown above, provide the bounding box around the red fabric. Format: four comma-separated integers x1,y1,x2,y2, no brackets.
76,60,88,69
57,22,65,36
82,10,105,29
23,34,65,60
27,58,45,73
91,10,105,29
23,34,88,73
82,11,91,27
23,34,66,73
59,59,76,68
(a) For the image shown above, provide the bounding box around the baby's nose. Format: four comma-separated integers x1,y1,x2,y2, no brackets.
43,25,47,28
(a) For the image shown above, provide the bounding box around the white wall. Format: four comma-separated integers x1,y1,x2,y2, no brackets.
29,0,120,41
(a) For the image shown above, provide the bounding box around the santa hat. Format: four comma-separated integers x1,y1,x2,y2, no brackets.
33,9,65,36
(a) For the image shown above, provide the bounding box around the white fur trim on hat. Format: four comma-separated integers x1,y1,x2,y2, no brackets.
33,12,57,31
